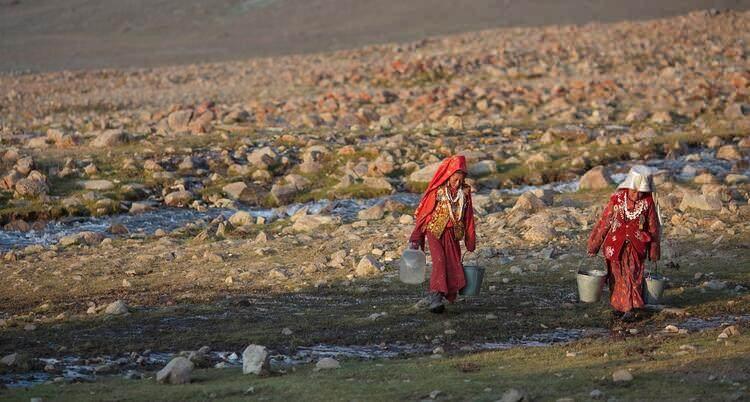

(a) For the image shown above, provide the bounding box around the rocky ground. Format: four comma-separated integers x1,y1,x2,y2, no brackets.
0,9,750,402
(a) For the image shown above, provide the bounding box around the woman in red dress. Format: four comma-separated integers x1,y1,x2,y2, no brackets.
587,165,661,321
409,155,477,313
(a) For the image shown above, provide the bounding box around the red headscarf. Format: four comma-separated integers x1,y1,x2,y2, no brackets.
414,155,467,226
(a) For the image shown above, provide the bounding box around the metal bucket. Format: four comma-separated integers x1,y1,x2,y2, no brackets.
644,273,666,304
460,265,485,296
576,269,607,303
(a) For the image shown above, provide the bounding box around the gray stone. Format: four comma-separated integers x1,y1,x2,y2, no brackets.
408,162,441,183
156,356,193,384
80,180,115,191
579,166,612,190
512,192,545,213
292,215,339,232
315,357,340,370
104,300,128,315
612,368,634,382
356,255,383,277
229,211,254,227
469,160,497,176
499,388,529,402
1,353,17,366
242,345,268,375
91,129,128,148
357,203,386,220
167,110,193,131
164,191,194,207
679,190,721,211
716,145,742,161
14,178,48,198
270,183,299,205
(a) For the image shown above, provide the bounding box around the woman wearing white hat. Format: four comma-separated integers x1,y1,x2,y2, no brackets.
587,165,661,321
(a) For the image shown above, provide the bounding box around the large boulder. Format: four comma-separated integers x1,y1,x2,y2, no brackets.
578,166,612,190
242,345,268,375
408,162,441,183
679,190,721,211
156,357,193,384
356,255,383,277
91,129,128,148
469,160,497,176
512,192,546,213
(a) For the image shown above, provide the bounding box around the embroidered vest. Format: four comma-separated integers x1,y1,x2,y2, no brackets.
602,192,654,260
426,185,467,240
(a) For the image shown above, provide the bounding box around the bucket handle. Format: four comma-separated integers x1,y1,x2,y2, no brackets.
461,250,473,264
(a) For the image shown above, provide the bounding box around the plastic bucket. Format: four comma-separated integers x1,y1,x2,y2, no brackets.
644,273,666,304
460,265,485,296
399,249,426,285
576,269,607,303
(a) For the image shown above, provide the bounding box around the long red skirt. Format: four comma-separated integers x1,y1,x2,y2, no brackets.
607,243,645,312
426,227,466,302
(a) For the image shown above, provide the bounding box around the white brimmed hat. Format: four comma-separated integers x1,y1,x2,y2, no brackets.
617,165,654,192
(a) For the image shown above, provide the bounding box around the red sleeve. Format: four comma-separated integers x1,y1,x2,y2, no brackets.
587,196,615,255
647,197,661,261
463,191,476,252
409,218,427,251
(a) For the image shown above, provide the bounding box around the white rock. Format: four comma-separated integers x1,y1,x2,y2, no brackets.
156,357,193,384
104,300,128,315
612,368,634,382
499,388,529,402
1,353,17,366
242,345,268,375
315,357,340,370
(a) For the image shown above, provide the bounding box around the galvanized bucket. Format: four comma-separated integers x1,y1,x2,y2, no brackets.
460,265,485,296
577,268,607,303
644,269,667,304
459,252,484,296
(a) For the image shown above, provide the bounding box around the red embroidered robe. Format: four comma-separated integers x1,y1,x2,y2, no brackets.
410,184,476,302
587,189,660,312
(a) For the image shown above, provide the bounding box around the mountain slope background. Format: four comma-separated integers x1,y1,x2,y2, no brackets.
2,0,750,72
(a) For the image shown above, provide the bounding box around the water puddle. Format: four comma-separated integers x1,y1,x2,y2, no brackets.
2,312,746,389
